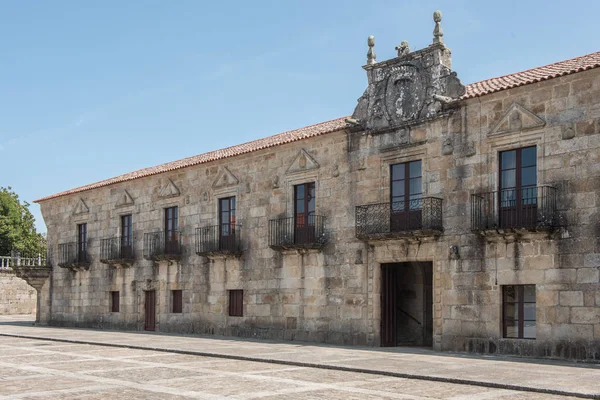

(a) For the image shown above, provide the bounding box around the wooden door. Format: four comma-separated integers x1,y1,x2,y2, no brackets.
145,290,156,331
499,147,537,228
390,161,422,232
219,197,236,251
294,183,316,244
381,265,397,347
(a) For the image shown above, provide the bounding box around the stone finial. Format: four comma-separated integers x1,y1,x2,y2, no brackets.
433,10,444,44
395,40,410,57
367,35,376,65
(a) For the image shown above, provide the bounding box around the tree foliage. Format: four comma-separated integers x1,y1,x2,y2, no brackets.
0,186,46,256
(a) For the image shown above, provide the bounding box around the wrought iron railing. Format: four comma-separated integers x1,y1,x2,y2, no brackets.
195,224,242,256
269,215,327,250
143,231,182,260
355,197,443,239
100,236,135,263
471,186,557,231
57,242,90,268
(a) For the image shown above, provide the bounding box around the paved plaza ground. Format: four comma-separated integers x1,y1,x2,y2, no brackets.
0,316,598,399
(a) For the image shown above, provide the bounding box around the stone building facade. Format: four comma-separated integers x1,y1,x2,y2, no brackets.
35,13,600,360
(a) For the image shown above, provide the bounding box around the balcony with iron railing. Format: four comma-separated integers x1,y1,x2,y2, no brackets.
195,224,242,258
100,236,135,267
471,186,558,233
355,197,443,241
269,215,327,251
143,231,182,262
57,242,90,270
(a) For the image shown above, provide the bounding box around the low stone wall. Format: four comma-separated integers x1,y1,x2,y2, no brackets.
0,270,36,315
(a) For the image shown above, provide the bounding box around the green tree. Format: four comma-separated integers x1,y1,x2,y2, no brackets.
0,186,46,256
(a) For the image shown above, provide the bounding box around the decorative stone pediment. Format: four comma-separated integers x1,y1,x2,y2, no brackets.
73,198,89,215
212,167,239,189
351,12,465,132
489,103,545,136
158,179,180,198
115,190,134,208
286,149,319,175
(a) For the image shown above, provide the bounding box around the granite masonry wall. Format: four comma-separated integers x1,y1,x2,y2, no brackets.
0,270,36,315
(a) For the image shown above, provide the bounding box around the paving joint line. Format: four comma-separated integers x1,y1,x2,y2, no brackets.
1,332,598,400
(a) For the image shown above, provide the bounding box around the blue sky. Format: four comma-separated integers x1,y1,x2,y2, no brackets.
1,0,598,233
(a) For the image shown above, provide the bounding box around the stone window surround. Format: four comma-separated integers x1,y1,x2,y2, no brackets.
485,129,545,191
213,186,239,226
284,170,320,217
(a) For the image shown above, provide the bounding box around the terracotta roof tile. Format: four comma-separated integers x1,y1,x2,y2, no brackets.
35,117,349,202
36,50,600,202
462,50,600,99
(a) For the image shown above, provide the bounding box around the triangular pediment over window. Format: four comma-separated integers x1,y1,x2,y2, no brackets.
73,198,89,215
489,103,545,136
212,167,239,189
286,149,319,175
158,179,180,198
115,190,134,208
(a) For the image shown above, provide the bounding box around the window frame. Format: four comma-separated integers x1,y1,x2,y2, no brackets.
228,289,243,317
502,285,536,340
77,223,87,260
121,214,133,246
172,290,183,314
111,291,120,313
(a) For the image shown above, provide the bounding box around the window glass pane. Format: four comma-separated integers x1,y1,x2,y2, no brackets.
409,160,421,178
296,199,304,214
308,194,315,214
391,164,405,180
392,180,405,198
522,166,537,187
501,170,516,189
221,199,229,212
230,197,236,212
521,147,537,167
504,286,518,302
524,303,536,320
504,319,518,338
523,285,536,302
501,150,516,170
295,185,304,199
409,178,422,196
504,302,518,321
524,321,536,339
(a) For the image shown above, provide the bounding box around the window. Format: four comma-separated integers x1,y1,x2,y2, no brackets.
499,147,537,228
503,285,536,339
172,290,182,314
229,289,243,317
111,291,120,313
219,197,236,250
121,215,133,258
77,223,87,262
164,207,179,254
390,160,422,231
294,182,316,244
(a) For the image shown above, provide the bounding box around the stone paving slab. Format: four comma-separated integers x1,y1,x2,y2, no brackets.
0,316,598,399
